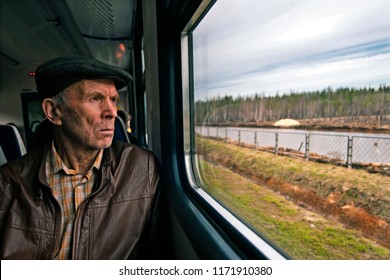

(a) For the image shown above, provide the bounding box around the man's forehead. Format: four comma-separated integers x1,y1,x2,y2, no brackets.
69,79,117,92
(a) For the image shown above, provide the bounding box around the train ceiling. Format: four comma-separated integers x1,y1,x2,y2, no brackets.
0,0,136,72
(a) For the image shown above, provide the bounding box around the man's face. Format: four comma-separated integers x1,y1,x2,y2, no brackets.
59,79,119,151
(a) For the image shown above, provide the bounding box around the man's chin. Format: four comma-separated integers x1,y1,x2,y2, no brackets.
94,138,113,150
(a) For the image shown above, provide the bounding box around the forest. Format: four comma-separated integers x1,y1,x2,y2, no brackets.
195,85,390,127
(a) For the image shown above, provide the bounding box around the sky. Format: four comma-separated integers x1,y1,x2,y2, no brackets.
192,0,390,100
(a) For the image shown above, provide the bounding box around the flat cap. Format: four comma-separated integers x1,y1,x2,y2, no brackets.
35,55,133,97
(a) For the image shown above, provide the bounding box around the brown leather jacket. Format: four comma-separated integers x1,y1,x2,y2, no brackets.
0,140,163,259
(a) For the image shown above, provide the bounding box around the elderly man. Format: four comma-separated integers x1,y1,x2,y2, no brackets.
0,56,164,259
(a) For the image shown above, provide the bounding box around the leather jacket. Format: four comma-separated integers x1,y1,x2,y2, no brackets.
0,140,163,259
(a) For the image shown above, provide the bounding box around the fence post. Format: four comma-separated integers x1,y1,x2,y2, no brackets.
305,134,310,161
254,131,257,148
347,136,352,168
238,130,241,145
225,128,228,143
275,132,279,154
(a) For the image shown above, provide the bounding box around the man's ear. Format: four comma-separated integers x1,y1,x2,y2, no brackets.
42,98,62,125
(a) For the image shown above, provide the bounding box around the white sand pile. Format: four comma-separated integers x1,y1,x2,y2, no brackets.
273,118,300,127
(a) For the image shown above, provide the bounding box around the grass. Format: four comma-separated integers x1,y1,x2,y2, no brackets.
197,137,390,223
196,137,390,259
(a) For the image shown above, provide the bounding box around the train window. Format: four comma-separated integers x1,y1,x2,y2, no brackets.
185,0,390,259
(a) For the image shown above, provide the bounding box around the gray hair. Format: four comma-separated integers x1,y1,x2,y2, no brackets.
51,86,73,108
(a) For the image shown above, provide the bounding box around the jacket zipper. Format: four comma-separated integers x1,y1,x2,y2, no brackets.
46,189,63,259
71,163,112,259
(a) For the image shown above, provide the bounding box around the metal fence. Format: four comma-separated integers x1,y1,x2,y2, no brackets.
195,126,390,167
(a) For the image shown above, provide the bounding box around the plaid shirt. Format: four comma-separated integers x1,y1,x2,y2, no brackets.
46,141,103,259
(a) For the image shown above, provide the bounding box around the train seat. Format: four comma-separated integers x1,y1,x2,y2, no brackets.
114,117,130,143
0,124,27,162
0,145,7,166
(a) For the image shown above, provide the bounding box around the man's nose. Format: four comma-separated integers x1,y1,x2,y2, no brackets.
102,99,117,119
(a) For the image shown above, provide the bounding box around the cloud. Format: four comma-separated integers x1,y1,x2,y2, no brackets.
193,0,390,100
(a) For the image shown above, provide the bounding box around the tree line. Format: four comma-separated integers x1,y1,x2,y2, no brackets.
195,85,390,125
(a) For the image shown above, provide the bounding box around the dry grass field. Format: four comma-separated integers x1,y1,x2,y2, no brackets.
196,137,390,259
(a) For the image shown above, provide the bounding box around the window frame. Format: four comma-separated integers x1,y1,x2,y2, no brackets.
180,0,288,260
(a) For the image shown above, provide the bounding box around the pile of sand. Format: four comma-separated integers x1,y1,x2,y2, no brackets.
273,118,300,127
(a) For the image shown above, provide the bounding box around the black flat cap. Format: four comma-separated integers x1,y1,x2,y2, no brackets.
35,55,133,97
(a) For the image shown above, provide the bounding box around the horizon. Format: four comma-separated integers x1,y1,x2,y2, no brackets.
195,83,390,102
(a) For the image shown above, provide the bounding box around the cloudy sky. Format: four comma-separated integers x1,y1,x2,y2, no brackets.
192,0,390,100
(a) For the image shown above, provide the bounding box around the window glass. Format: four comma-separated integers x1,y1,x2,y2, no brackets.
191,0,390,259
